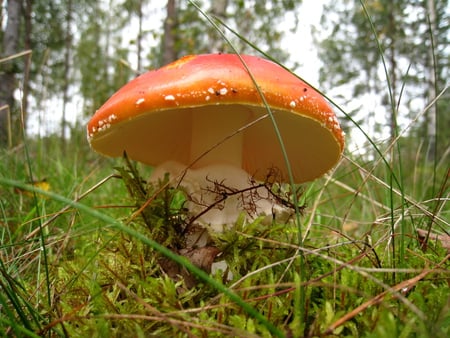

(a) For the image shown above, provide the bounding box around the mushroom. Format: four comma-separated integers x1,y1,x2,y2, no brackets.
87,53,344,278
87,54,344,221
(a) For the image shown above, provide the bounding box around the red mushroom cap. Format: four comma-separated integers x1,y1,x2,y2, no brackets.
87,54,344,183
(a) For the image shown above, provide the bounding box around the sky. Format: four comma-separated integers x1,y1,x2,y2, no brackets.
283,0,323,86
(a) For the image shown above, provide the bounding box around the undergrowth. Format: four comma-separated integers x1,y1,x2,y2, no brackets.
0,134,448,337
0,2,449,337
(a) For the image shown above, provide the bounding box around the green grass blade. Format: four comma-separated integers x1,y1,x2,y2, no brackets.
0,259,44,333
0,177,286,338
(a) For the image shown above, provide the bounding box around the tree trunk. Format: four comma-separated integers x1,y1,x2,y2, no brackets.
209,0,228,52
387,6,398,146
162,0,178,65
426,0,437,161
61,0,73,147
0,0,22,148
22,0,32,134
136,0,143,73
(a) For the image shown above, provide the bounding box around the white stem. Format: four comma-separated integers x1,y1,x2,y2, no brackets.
190,106,248,168
150,161,287,231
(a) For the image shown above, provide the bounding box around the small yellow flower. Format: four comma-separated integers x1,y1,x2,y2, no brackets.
15,179,50,198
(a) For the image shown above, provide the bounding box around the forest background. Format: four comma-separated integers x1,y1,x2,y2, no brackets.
1,0,448,156
0,0,449,337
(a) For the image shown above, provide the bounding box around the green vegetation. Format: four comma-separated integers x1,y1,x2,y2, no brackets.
1,1,448,337
0,120,448,336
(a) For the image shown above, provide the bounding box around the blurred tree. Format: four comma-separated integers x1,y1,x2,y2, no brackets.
315,0,449,158
78,0,304,115
162,0,178,64
75,0,133,115
22,0,32,132
1,0,304,142
28,0,64,123
0,0,75,144
151,0,302,67
60,0,73,145
122,0,146,73
0,0,23,147
421,0,449,160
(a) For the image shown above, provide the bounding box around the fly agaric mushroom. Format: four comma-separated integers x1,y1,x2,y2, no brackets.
87,54,344,229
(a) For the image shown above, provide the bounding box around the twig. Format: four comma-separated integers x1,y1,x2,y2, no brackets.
324,254,450,335
25,174,120,240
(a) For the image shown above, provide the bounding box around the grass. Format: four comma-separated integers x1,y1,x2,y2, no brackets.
1,4,449,338
1,124,448,337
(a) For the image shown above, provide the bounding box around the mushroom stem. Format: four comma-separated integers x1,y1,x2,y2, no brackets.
150,161,288,233
186,106,256,230
150,161,253,230
190,107,250,169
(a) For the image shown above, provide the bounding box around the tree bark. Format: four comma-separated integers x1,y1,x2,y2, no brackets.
387,5,398,147
209,0,228,52
162,0,178,65
136,0,143,73
426,0,437,161
0,0,22,147
61,0,73,146
22,0,32,134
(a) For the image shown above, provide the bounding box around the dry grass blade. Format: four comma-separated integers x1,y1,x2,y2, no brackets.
0,49,32,63
25,174,120,240
344,155,449,227
325,254,450,335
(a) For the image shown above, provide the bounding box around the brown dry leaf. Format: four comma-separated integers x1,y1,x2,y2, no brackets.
179,246,221,273
417,229,450,253
159,246,221,289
